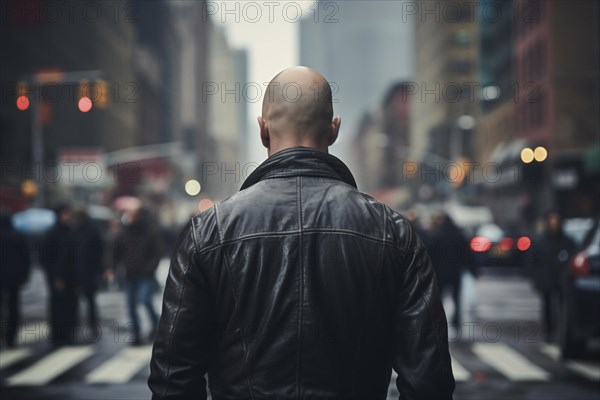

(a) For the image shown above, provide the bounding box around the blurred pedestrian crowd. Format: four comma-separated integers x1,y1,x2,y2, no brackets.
1,203,596,352
0,203,180,348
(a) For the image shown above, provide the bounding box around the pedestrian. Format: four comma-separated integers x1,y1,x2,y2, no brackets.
531,210,576,341
104,216,122,290
428,212,472,327
149,67,455,399
0,209,31,348
406,208,433,250
112,206,164,345
41,203,79,345
72,207,104,328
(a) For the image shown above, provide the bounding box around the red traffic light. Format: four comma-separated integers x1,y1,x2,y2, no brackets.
78,96,92,112
16,95,30,111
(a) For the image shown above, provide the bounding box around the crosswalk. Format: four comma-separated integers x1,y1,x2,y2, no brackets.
1,342,599,387
6,346,95,386
471,342,550,381
1,344,152,386
85,346,152,384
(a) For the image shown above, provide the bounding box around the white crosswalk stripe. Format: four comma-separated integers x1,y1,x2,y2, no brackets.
472,342,550,381
0,348,32,370
541,344,600,381
85,345,152,384
6,346,94,386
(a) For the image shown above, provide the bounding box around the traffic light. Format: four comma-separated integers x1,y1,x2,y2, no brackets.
16,81,29,111
77,80,109,111
78,80,93,112
21,179,38,198
96,79,109,108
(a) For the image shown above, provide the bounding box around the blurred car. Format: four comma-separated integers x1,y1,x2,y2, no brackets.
469,223,533,270
558,218,600,359
563,217,597,247
444,201,493,238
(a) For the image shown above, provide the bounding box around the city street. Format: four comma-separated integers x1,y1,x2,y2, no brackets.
1,261,599,400
2,0,599,398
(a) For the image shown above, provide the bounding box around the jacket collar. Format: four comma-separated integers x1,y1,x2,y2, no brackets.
240,146,357,191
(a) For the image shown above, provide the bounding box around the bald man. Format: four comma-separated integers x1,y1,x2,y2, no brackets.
149,67,455,400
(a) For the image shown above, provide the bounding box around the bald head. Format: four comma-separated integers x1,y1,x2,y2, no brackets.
258,66,340,156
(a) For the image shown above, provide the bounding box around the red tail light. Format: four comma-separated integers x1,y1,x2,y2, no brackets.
517,236,531,251
471,236,492,252
570,252,591,277
500,237,514,251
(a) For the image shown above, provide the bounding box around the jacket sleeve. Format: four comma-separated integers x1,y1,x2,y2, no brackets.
392,221,456,400
148,220,217,400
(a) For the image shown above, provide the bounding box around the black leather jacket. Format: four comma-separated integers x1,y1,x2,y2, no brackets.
149,147,455,400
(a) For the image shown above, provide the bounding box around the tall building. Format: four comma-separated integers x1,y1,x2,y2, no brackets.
132,0,183,145
477,0,600,225
172,0,210,162
476,0,520,223
205,24,246,199
411,0,480,168
299,0,413,162
235,48,249,164
353,82,414,208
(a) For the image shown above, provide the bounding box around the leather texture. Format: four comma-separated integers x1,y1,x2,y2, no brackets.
149,147,455,400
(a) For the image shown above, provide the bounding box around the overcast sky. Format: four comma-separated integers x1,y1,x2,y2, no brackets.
213,1,313,164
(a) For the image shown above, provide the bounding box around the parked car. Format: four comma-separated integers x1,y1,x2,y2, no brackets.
469,223,533,269
558,218,600,359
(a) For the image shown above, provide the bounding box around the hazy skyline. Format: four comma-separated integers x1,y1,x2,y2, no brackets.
216,1,311,164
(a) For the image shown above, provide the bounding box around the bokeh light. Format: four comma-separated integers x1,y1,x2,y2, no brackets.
78,96,93,112
534,146,548,162
520,148,534,163
16,95,30,111
185,179,201,196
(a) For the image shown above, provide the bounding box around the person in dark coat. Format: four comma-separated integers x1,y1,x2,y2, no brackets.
72,208,104,327
0,210,31,348
41,204,79,345
429,212,472,326
112,206,164,345
531,210,576,341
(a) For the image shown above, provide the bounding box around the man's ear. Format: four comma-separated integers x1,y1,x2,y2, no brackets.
258,116,270,149
328,116,341,146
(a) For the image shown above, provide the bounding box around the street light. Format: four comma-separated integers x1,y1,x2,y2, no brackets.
521,148,534,163
457,115,475,130
521,146,547,163
185,179,201,196
534,146,548,162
